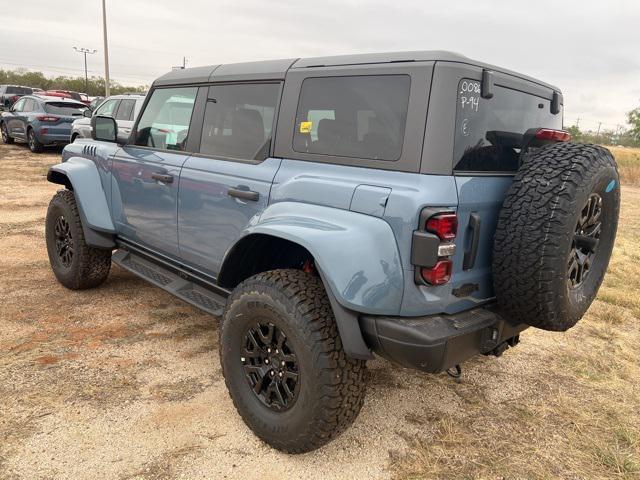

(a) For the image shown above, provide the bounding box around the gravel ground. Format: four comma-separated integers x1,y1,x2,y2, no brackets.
1,141,637,480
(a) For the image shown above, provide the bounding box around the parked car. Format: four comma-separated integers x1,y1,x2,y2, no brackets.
1,95,88,152
88,96,105,111
0,85,33,109
70,93,145,142
45,51,620,453
36,90,90,105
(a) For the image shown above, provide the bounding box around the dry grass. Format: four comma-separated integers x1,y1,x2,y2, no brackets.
391,155,640,479
609,146,640,186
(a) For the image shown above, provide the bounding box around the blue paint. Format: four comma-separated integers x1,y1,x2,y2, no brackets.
606,179,617,193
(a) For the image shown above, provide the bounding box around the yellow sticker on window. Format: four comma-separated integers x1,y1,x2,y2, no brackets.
299,121,312,133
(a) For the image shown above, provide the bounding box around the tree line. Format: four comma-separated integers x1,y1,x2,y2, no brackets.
0,68,147,97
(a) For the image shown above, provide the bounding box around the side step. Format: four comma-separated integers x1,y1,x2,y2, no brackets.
112,250,227,316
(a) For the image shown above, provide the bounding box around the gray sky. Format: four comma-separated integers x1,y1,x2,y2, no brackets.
2,0,639,131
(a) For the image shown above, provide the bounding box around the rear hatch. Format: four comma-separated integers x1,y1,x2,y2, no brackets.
42,101,87,132
451,75,563,306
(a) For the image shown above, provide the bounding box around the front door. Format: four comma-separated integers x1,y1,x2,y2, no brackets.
178,82,282,276
7,98,27,139
110,86,198,258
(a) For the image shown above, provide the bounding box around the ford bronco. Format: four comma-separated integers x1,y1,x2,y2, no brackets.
44,51,620,453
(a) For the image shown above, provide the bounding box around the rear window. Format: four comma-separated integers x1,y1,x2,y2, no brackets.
454,79,562,172
44,102,87,116
6,86,32,95
293,75,411,161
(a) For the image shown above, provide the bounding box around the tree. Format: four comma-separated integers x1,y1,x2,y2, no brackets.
628,105,640,141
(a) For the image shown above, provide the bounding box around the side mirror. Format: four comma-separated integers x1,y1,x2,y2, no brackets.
83,109,92,118
91,115,118,143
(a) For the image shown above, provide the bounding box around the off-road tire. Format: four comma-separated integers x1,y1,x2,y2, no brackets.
27,128,44,153
45,190,112,289
493,142,620,331
220,269,367,453
1,122,14,144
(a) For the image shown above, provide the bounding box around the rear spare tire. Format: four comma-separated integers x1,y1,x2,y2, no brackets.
493,143,620,331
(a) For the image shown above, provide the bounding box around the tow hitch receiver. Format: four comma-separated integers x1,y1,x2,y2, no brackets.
484,334,520,357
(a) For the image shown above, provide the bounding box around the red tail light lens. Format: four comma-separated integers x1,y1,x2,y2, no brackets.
535,128,571,142
421,260,453,285
37,115,60,122
426,213,458,241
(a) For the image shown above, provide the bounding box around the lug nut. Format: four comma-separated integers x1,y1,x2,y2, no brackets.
264,358,269,364
267,347,272,353
281,361,285,366
278,371,283,378
270,370,275,376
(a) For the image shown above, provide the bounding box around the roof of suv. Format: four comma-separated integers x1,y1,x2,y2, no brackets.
153,50,560,91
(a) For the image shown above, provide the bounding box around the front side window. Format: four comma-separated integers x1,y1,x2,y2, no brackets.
95,99,119,117
22,99,35,112
115,99,136,121
12,98,26,111
293,75,411,161
199,83,280,161
453,79,562,172
134,87,197,151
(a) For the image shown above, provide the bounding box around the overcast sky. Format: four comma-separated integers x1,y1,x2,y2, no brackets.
2,0,638,130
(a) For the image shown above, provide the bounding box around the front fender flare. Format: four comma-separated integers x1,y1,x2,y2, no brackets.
47,157,115,248
235,201,404,316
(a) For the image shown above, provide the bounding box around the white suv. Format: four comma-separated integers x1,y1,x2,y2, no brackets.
70,93,145,142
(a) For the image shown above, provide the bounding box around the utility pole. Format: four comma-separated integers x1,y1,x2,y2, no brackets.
73,47,97,93
102,0,111,97
596,122,602,141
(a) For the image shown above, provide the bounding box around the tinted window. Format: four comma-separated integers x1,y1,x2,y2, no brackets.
454,79,562,172
44,102,87,116
6,86,32,95
293,75,410,161
199,83,280,161
115,99,136,121
22,99,35,112
134,87,197,151
95,99,119,117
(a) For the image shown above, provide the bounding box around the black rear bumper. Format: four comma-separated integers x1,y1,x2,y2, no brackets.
359,306,527,373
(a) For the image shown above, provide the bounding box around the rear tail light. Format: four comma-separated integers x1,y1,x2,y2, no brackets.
426,213,458,241
421,260,453,285
37,115,60,122
535,128,571,142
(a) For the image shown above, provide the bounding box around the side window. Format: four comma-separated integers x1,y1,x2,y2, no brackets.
293,75,411,161
95,99,119,117
199,83,280,161
12,98,26,111
115,99,136,121
134,87,197,151
22,99,35,112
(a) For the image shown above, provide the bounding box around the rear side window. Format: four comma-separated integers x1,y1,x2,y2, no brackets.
115,99,136,121
454,79,562,172
199,83,280,161
293,75,411,161
134,87,197,151
6,86,32,95
44,102,87,115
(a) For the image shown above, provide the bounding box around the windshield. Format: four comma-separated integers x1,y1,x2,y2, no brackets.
44,102,88,116
454,80,562,172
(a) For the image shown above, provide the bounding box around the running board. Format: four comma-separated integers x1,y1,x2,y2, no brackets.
112,250,227,316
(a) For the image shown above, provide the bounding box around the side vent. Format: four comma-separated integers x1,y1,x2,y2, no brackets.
82,145,97,157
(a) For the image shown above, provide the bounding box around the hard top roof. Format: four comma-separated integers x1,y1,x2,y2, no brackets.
29,95,88,105
153,50,559,92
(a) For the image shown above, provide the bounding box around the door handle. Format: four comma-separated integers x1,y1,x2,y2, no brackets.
228,186,259,201
463,212,481,270
151,172,173,183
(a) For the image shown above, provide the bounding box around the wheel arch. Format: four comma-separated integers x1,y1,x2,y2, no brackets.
47,157,116,249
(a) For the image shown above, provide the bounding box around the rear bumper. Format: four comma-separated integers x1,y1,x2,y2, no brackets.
38,131,71,145
360,305,527,373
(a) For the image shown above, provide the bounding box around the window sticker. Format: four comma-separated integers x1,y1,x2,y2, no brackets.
299,121,312,134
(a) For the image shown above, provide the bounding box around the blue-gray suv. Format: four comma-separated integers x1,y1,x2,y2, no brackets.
44,51,620,453
1,95,88,152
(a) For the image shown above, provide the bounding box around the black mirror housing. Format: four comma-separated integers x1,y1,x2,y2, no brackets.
83,109,93,118
91,115,118,143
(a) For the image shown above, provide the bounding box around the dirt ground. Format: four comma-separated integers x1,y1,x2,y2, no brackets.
1,141,639,480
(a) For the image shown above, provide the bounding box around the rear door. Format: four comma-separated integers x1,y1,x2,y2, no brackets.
110,86,198,258
177,82,282,276
447,67,563,303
